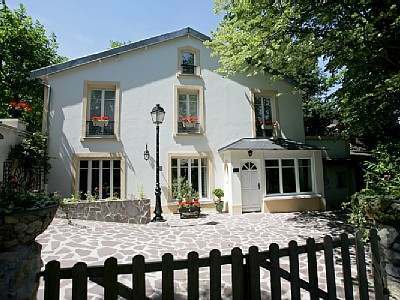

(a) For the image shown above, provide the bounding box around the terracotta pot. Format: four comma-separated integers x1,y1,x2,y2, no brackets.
0,204,58,251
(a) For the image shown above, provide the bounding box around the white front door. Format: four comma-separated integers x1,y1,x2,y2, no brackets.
241,160,262,212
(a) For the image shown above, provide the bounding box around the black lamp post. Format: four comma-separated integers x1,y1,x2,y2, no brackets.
150,104,166,222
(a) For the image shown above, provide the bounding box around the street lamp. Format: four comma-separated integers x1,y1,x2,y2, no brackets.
150,104,166,222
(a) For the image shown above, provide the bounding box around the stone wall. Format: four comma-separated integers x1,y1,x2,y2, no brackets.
0,242,42,300
57,199,151,224
378,225,400,299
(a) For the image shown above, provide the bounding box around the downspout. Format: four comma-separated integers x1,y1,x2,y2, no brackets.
42,82,51,192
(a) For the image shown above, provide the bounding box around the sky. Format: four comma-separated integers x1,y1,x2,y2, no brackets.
6,0,222,59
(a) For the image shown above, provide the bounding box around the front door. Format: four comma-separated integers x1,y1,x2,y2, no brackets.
241,160,262,212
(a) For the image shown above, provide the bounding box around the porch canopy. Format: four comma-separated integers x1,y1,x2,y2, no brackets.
218,137,319,152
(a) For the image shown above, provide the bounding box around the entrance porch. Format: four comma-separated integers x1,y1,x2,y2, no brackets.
219,138,326,214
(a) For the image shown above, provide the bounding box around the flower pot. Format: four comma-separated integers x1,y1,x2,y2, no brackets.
182,122,196,128
92,119,109,127
178,205,200,219
215,201,224,213
0,204,58,251
8,108,22,118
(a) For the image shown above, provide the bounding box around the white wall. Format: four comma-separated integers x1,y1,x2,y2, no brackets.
45,36,305,204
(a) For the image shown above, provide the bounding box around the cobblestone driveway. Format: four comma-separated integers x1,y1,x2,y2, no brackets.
36,212,375,299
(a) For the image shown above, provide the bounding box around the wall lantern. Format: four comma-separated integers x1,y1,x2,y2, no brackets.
248,149,253,157
144,144,150,161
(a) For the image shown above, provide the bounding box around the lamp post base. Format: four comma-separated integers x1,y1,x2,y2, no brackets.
151,215,166,222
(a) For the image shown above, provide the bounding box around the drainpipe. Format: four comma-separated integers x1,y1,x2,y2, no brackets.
42,82,51,192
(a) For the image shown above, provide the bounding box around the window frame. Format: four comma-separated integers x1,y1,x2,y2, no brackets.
72,152,125,200
264,158,314,195
250,89,279,138
168,152,211,202
81,81,121,140
177,46,201,77
174,85,205,135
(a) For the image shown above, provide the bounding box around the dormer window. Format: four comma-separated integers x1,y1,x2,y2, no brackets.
178,47,200,76
181,51,195,74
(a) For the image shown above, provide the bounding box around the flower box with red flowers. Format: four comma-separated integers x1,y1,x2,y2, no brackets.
177,199,201,218
91,115,110,127
8,99,32,118
179,115,198,128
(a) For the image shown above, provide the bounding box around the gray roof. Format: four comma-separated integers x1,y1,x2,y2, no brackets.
31,27,210,78
218,138,319,152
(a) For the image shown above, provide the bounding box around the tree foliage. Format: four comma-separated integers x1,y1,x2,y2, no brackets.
208,0,400,147
109,40,131,49
0,4,65,131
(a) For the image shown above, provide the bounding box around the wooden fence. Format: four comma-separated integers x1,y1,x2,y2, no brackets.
41,229,386,299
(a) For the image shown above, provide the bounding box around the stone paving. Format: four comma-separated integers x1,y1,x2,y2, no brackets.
36,212,376,299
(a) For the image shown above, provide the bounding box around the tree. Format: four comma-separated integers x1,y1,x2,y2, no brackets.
0,3,65,131
207,0,400,148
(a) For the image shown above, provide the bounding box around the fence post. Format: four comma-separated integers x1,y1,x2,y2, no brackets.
355,231,369,300
210,249,222,300
187,251,199,300
132,255,146,300
72,262,87,300
104,257,118,300
248,246,261,299
231,247,244,300
162,253,174,299
269,243,281,300
44,260,60,300
323,235,337,300
306,238,319,300
340,233,354,300
369,229,385,299
288,240,300,299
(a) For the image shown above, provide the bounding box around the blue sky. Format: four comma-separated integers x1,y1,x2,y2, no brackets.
7,0,221,59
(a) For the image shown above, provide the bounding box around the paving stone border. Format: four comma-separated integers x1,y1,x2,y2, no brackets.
57,199,151,224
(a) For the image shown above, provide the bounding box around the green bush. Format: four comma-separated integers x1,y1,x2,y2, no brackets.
347,142,400,234
212,188,224,200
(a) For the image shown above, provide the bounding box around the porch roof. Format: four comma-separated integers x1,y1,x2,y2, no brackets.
218,138,319,152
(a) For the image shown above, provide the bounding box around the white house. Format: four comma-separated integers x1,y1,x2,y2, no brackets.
31,28,325,214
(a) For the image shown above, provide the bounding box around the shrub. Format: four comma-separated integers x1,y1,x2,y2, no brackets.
212,188,224,200
347,142,400,234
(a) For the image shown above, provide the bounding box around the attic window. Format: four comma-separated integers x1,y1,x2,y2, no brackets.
178,47,200,76
181,51,195,74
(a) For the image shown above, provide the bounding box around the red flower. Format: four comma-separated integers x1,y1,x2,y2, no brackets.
179,115,198,123
9,99,32,112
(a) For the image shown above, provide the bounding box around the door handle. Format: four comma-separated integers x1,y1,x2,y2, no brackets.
258,183,260,190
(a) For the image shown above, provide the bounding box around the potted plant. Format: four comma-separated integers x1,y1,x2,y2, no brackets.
173,177,201,218
91,115,110,127
8,99,32,118
212,188,224,213
179,115,198,128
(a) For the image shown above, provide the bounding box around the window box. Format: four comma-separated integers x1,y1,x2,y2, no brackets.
177,200,201,219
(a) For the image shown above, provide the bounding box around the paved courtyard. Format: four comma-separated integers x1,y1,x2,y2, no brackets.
36,212,375,299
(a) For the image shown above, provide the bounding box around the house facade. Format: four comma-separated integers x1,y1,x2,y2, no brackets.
31,28,325,214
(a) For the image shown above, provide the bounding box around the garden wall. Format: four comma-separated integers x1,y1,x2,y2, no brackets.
57,199,151,224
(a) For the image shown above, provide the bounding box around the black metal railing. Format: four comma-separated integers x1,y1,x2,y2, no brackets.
86,121,115,136
2,160,44,191
178,121,201,134
181,64,197,75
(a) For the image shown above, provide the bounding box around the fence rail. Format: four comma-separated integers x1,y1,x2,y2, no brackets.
41,229,386,300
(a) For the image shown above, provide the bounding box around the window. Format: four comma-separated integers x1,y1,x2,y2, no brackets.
181,51,195,74
265,158,313,194
177,91,200,134
171,157,208,199
265,160,280,194
254,95,273,137
86,88,116,136
78,159,121,200
299,159,313,192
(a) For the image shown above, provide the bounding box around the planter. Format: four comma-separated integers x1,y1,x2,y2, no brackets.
0,204,58,251
92,119,109,127
182,122,196,128
215,201,224,213
179,205,200,219
57,199,151,224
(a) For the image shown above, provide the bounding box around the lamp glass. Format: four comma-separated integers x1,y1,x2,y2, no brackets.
151,104,165,125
